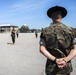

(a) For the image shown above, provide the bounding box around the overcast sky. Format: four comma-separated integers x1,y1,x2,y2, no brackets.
0,0,76,29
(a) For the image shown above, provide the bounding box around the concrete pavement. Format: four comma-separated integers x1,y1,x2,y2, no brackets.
0,33,76,75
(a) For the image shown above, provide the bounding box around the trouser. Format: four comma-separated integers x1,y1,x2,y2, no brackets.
35,34,38,38
46,73,70,75
12,36,15,44
17,34,18,38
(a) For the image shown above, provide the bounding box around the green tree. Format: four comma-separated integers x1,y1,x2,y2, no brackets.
19,25,29,33
75,28,76,30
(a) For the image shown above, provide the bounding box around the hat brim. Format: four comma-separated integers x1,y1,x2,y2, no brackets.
47,6,67,18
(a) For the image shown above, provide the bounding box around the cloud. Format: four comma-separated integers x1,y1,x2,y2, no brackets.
11,0,54,12
2,0,54,17
23,24,27,26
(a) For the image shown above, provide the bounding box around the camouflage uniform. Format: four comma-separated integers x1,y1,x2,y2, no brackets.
40,22,76,75
11,29,15,44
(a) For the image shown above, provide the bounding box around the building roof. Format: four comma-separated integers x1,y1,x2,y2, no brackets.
0,24,18,27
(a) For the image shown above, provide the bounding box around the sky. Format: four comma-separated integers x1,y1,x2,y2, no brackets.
0,0,76,29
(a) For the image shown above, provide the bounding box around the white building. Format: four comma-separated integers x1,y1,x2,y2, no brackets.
0,24,18,32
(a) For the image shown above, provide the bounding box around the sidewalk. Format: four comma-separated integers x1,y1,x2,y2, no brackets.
0,33,75,75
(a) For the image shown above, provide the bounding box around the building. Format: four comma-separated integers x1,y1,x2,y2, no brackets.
0,24,18,32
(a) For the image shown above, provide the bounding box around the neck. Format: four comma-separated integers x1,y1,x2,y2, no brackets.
52,19,62,23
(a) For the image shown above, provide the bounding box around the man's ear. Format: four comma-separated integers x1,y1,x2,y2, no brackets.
74,44,76,49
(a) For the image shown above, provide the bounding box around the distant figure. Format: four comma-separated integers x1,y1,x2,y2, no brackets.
35,30,38,38
11,28,15,44
16,30,19,38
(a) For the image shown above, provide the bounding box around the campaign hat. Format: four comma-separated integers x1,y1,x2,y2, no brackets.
47,6,67,18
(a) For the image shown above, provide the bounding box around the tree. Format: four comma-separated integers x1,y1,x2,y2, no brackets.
19,25,29,33
75,28,76,30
